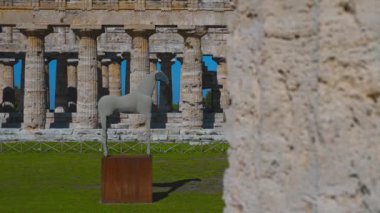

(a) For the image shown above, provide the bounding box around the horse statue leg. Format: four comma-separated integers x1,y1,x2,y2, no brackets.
101,114,109,157
145,112,151,155
138,98,153,155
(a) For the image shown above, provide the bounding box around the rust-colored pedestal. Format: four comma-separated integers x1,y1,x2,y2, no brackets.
101,155,152,203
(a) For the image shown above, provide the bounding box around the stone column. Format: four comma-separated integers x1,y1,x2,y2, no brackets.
55,55,68,112
178,27,207,128
0,59,16,112
150,56,158,105
108,55,121,96
74,29,101,128
214,57,229,111
67,58,78,112
100,58,111,96
157,53,175,112
21,29,50,129
126,29,154,92
45,58,50,112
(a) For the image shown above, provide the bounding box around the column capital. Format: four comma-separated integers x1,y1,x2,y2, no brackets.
67,58,79,65
213,57,226,64
101,58,112,65
157,53,176,63
149,53,158,60
125,25,155,37
19,28,52,38
178,26,207,38
0,58,16,66
109,53,123,63
73,28,102,38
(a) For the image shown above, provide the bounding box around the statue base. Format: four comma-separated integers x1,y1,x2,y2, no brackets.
101,155,152,203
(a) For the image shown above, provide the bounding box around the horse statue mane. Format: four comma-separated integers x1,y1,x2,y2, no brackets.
98,71,170,156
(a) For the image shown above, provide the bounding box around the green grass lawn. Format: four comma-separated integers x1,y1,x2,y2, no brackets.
0,150,227,213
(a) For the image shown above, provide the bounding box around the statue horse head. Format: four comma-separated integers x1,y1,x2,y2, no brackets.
155,71,170,85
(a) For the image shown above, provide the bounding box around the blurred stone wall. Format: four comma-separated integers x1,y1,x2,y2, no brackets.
223,0,380,212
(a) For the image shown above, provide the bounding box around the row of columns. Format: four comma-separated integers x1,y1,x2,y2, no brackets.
1,26,227,130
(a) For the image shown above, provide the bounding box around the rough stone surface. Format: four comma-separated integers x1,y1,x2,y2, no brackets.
128,31,152,92
108,59,121,96
67,59,78,112
223,0,380,212
76,30,100,128
0,60,16,110
179,28,206,128
22,30,48,129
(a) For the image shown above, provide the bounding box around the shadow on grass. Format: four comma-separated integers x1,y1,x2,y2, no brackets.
153,178,201,202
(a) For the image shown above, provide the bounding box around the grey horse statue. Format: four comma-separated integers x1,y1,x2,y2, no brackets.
98,71,170,156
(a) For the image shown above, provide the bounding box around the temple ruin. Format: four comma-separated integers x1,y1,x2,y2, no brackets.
0,0,232,141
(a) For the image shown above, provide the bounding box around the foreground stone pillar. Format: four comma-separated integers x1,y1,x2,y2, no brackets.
108,56,121,96
178,27,206,128
21,29,50,129
157,53,175,112
223,0,380,212
126,28,154,92
0,59,16,111
75,29,101,128
55,55,68,112
67,58,78,112
149,57,158,105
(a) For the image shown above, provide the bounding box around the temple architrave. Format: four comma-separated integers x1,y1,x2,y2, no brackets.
0,0,232,142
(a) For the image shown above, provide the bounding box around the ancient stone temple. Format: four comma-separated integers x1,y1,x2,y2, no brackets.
0,0,232,141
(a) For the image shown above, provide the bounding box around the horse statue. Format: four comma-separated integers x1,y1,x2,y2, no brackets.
98,71,170,156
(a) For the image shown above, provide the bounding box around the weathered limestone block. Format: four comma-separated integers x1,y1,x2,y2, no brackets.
179,27,207,128
135,0,146,11
21,29,50,129
161,0,172,11
187,0,198,10
75,29,101,128
223,0,380,212
149,30,183,53
202,28,228,58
